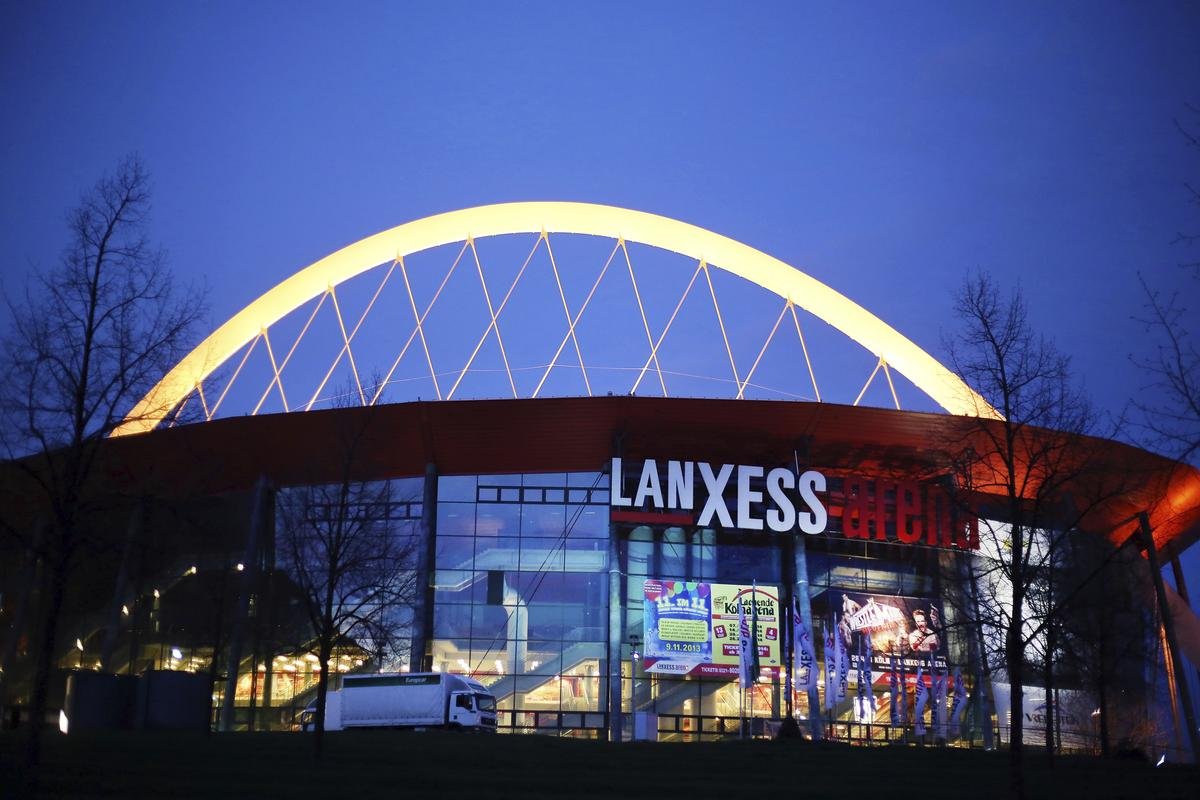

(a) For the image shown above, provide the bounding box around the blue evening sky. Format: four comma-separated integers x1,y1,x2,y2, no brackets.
2,3,1199,590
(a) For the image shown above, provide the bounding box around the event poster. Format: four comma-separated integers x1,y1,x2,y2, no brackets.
642,580,712,662
821,591,948,681
642,580,781,677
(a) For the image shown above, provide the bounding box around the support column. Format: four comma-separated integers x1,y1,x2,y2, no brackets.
410,463,438,672
793,534,822,740
1170,558,1200,698
220,476,270,732
1139,512,1199,763
607,520,623,742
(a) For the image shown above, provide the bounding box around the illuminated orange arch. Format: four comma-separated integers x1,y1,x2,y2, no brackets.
114,202,999,436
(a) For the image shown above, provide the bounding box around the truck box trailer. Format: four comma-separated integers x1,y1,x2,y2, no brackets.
304,673,497,732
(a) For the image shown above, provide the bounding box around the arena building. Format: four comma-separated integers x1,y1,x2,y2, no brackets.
2,203,1198,754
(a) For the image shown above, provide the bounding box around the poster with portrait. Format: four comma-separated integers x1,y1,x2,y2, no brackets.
818,591,947,682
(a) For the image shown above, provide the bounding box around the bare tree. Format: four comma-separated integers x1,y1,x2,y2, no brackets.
275,410,418,758
942,272,1115,799
0,155,203,781
1132,105,1200,463
1133,274,1199,463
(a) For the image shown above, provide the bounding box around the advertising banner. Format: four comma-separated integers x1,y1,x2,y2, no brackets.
642,580,781,678
991,682,1095,748
642,580,712,665
819,591,948,682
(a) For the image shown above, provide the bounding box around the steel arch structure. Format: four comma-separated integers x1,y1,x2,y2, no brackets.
114,202,1000,437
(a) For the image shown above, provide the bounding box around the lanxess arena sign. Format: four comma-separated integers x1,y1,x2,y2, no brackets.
609,457,978,549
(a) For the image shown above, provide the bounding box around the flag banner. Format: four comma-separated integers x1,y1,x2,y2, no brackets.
750,583,761,678
913,664,928,736
816,591,947,686
824,626,837,711
864,630,876,712
932,652,947,740
834,619,849,703
949,668,966,731
738,598,754,690
888,654,901,726
641,580,780,678
792,600,817,693
854,638,868,721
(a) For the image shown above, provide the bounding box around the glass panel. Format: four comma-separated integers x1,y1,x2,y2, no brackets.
568,471,603,487
479,474,522,486
433,605,472,638
476,503,521,538
522,504,566,536
475,536,520,571
563,538,608,572
661,527,687,577
567,505,608,538
435,535,475,569
525,472,567,488
526,603,565,639
437,502,476,536
520,538,564,572
438,475,476,502
432,570,476,603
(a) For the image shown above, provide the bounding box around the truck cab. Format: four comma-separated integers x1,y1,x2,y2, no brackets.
449,688,497,729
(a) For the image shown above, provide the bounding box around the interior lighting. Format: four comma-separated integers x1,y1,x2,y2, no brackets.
75,639,84,651
121,605,130,616
153,589,160,599
494,659,504,675
171,647,183,660
283,664,297,672
236,563,245,571
305,653,319,662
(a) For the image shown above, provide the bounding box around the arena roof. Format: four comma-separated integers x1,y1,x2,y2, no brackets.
78,397,1200,562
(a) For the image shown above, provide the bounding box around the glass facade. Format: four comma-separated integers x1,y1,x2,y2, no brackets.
431,472,611,736
428,469,970,742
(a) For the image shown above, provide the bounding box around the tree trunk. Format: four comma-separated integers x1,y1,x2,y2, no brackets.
23,545,69,791
313,637,332,760
1043,629,1055,764
1007,592,1025,800
1097,623,1109,757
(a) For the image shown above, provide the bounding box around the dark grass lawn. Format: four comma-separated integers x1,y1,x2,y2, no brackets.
2,730,1196,800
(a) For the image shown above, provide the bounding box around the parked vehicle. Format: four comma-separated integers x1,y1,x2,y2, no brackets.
301,672,497,732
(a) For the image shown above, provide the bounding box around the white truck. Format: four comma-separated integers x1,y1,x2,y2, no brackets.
302,672,497,732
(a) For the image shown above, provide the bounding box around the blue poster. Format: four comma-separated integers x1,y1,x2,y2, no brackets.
643,580,712,662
